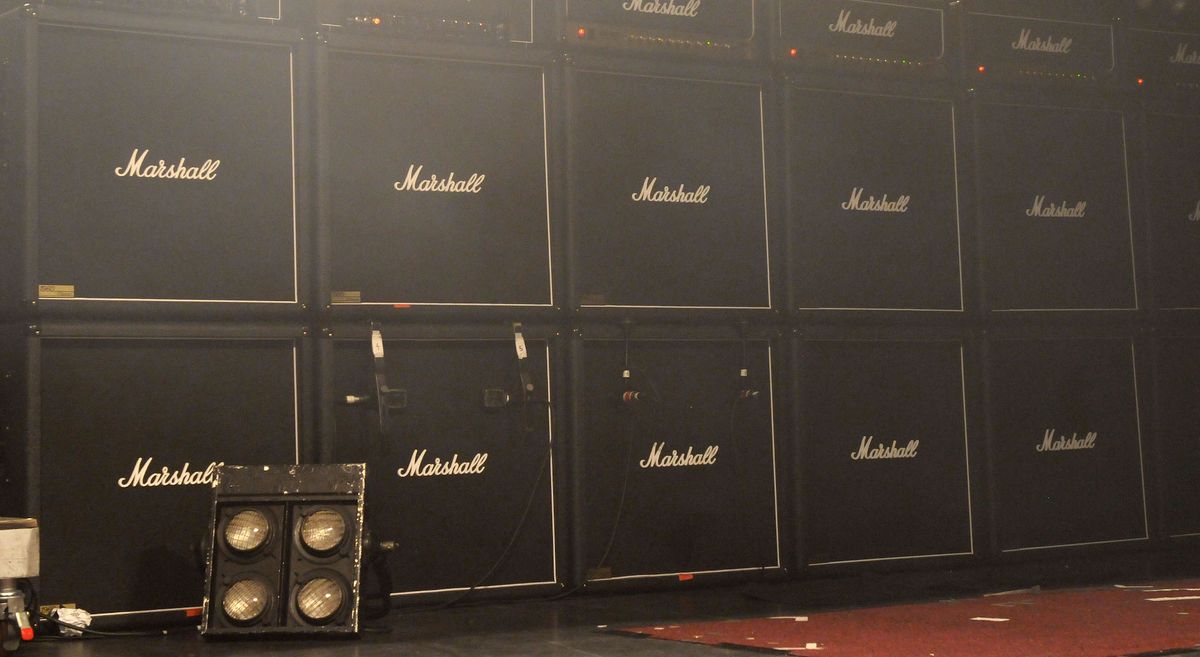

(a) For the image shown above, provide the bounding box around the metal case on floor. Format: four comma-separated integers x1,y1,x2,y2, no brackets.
0,322,308,619
793,330,976,568
319,323,561,600
570,324,783,587
0,5,310,319
565,61,775,316
983,332,1149,555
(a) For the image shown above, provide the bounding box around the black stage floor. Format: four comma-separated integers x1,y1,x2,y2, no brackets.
18,581,1200,657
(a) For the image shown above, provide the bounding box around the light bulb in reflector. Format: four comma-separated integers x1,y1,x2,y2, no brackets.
222,578,271,623
225,510,270,553
296,578,344,623
299,510,346,554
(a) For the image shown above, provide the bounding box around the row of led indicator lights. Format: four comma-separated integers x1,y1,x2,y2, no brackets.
574,26,733,50
348,14,496,33
219,508,349,626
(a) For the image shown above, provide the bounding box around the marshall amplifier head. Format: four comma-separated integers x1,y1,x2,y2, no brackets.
35,0,285,22
963,0,1118,86
1126,27,1200,96
773,0,951,77
561,0,760,61
318,0,546,46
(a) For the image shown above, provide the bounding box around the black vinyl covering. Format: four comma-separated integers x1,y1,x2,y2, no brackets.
1154,338,1200,538
1143,111,1200,310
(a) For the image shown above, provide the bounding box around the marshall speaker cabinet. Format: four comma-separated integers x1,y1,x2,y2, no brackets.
316,39,555,315
973,102,1138,313
794,336,974,568
1142,111,1200,311
1153,338,1200,539
316,0,553,47
321,324,560,599
571,327,782,586
0,4,308,318
560,0,760,61
773,0,951,77
962,1,1116,87
0,322,306,619
985,335,1148,554
786,86,963,314
566,66,772,313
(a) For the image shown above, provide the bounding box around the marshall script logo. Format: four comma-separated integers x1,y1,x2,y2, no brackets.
1012,28,1073,54
622,0,700,17
394,164,485,194
841,187,910,213
117,457,223,488
1188,200,1200,223
829,9,898,38
639,442,719,468
1036,428,1097,452
1170,43,1200,65
113,148,220,181
850,436,919,461
396,449,488,477
1026,195,1086,218
631,177,711,204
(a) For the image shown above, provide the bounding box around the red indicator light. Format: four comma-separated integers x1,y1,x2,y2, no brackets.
977,65,986,73
678,573,695,582
20,628,33,641
789,47,798,57
577,26,587,38
1137,77,1145,86
185,608,203,618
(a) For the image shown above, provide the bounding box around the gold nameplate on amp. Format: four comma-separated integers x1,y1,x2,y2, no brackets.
38,284,76,299
331,291,362,304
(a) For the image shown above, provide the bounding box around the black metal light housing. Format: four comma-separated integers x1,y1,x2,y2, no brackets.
201,464,366,637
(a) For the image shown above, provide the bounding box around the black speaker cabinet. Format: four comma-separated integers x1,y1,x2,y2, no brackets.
571,327,782,586
321,324,560,599
566,65,773,314
786,85,963,314
985,336,1148,554
316,37,555,316
0,322,307,619
1143,111,1200,311
1153,337,1200,539
0,5,308,318
974,102,1137,313
795,336,974,568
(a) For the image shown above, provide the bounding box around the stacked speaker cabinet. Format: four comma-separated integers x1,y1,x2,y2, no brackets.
792,330,977,569
570,325,783,587
1151,336,1200,541
0,3,309,319
319,323,561,600
0,322,309,619
0,3,310,623
983,332,1150,555
314,2,558,319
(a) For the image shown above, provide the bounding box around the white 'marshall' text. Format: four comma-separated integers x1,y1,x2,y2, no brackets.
841,187,910,213
622,0,700,17
117,457,223,488
397,449,488,477
829,9,898,38
631,177,711,204
394,164,485,193
850,436,919,460
1170,43,1200,65
1035,429,1097,452
639,442,719,468
1012,29,1073,54
113,148,220,181
1026,195,1086,218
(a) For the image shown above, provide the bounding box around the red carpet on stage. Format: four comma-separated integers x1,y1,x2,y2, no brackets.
619,581,1200,657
